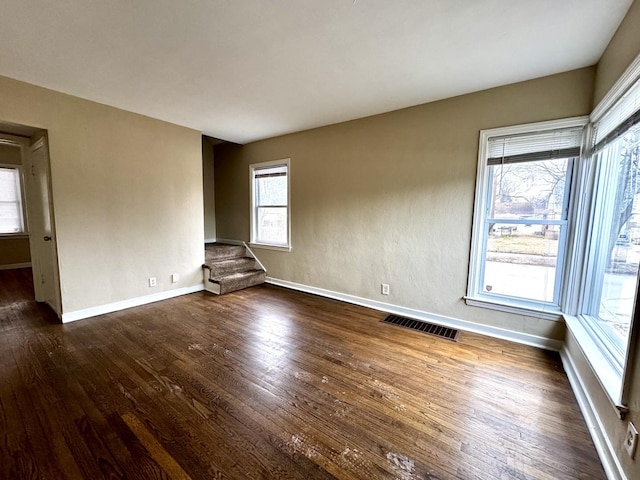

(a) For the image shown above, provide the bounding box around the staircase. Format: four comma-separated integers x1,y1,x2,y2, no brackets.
203,243,266,295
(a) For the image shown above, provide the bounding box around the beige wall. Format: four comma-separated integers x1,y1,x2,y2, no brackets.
202,137,216,241
0,74,204,314
0,143,22,164
0,237,31,266
0,142,30,266
565,3,640,479
215,67,595,341
593,0,640,106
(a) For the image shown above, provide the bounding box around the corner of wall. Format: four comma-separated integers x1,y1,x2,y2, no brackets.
593,0,640,106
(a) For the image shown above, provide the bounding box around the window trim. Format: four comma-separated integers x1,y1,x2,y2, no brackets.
0,163,28,237
466,116,589,319
579,140,634,365
563,55,640,410
249,158,291,252
564,313,625,413
467,53,640,415
591,52,640,124
567,139,640,410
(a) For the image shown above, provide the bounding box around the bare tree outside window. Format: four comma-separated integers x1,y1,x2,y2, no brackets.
483,158,571,302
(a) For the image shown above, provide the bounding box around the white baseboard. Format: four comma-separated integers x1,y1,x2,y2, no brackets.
560,348,626,480
215,238,245,245
265,277,563,351
61,284,205,323
204,237,217,243
0,262,31,270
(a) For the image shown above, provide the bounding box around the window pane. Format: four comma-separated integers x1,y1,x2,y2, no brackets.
0,168,24,234
482,157,571,304
588,123,640,357
483,222,561,302
256,175,287,207
489,158,570,220
257,206,287,244
251,161,290,247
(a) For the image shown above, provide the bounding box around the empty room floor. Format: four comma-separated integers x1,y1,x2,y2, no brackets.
0,268,605,479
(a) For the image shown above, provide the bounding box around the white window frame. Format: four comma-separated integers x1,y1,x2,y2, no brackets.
564,53,640,412
249,158,291,252
563,138,627,406
466,117,589,320
467,55,640,416
0,163,28,237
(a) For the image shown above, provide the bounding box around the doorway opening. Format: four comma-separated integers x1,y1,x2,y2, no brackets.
0,121,61,318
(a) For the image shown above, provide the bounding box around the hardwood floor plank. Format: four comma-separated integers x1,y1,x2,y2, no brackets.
0,269,605,479
11,331,105,479
121,412,192,480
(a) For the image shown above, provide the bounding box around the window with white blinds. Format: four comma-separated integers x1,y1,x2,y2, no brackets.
572,69,640,407
250,159,291,250
0,166,26,234
467,118,587,312
487,127,584,165
592,76,640,151
469,60,640,411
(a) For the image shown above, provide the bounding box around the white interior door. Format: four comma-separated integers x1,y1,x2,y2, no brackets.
27,137,61,316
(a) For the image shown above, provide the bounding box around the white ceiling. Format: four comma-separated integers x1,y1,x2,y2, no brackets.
0,0,632,144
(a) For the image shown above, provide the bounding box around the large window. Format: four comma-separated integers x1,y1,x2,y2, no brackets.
570,72,640,401
467,119,586,314
250,159,291,250
581,124,640,368
0,165,26,235
468,70,640,407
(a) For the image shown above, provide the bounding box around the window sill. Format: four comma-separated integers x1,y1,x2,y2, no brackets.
249,242,291,253
0,233,29,239
464,296,562,321
563,314,624,413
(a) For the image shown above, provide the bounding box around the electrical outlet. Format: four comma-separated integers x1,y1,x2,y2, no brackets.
624,421,638,459
171,273,179,283
381,283,390,295
148,276,157,287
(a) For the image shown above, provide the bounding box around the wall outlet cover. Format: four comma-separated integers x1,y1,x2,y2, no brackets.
625,421,638,459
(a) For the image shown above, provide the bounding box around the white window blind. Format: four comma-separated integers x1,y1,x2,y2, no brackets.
488,127,584,165
0,167,25,234
593,77,640,150
254,165,287,182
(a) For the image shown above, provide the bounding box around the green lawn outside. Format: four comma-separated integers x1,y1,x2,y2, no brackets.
487,235,558,256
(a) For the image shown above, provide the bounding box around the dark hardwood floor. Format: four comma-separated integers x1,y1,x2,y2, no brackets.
0,268,605,479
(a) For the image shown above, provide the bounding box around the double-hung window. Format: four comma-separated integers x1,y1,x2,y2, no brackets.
467,118,587,315
570,72,640,404
467,65,640,409
0,165,26,235
250,159,291,251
